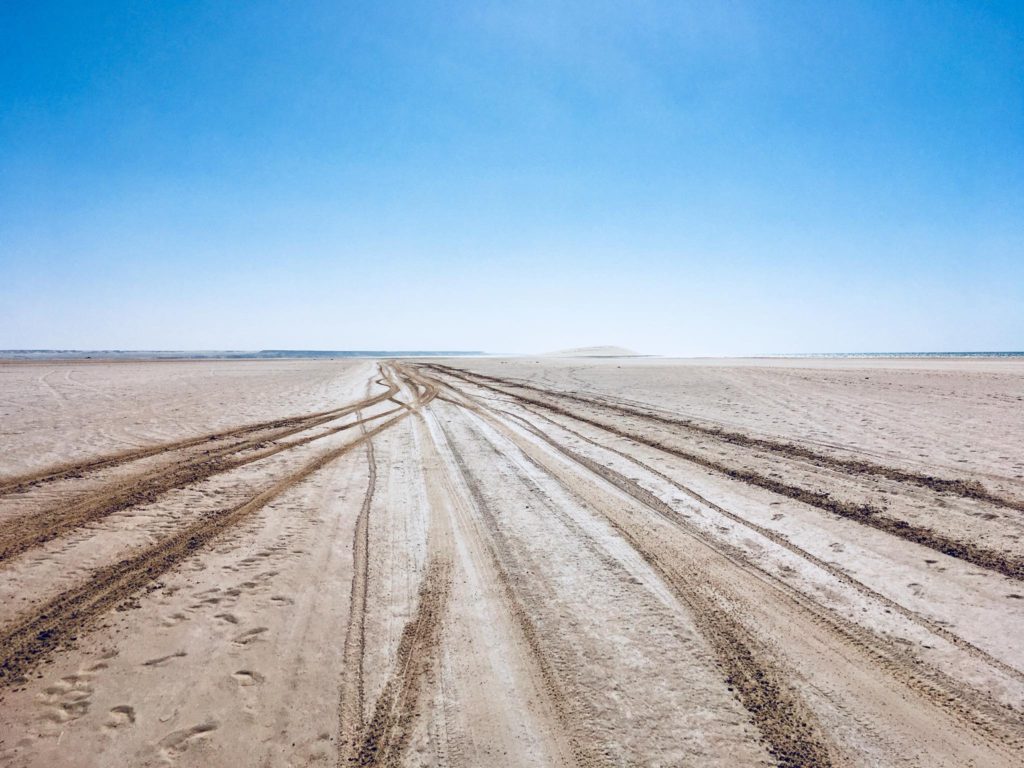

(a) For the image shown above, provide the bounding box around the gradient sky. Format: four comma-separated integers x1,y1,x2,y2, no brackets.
1,1,1022,355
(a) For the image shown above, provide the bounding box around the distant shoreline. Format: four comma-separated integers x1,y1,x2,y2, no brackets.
0,350,1021,362
0,350,484,361
750,351,1024,359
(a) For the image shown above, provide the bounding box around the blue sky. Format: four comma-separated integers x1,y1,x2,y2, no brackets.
1,1,1021,354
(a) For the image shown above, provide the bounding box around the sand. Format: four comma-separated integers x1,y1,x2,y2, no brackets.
0,356,1021,766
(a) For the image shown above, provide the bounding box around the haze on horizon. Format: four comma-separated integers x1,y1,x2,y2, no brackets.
1,2,1022,356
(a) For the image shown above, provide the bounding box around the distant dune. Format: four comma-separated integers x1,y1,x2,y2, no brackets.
543,345,643,358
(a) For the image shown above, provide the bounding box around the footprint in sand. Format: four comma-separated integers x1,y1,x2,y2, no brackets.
158,720,219,759
231,670,265,686
231,627,268,646
104,705,136,729
37,671,98,727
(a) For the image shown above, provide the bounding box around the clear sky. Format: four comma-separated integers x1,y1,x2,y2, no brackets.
1,1,1022,355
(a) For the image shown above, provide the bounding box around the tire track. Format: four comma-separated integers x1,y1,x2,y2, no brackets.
426,366,1024,580
427,365,1024,512
501,399,1024,686
434,417,614,768
36,370,68,411
567,449,1024,756
0,376,401,496
389,364,439,409
336,426,378,759
350,557,451,767
0,403,404,565
340,367,451,767
350,381,576,766
435,374,1024,760
0,411,409,688
436,389,835,768
419,410,580,768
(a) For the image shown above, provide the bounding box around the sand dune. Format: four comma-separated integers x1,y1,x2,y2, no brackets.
0,357,1022,766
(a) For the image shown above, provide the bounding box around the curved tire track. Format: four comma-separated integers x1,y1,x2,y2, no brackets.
336,430,378,758
503,400,1024,687
429,369,1024,761
350,558,451,767
427,366,1024,580
0,412,408,687
0,377,401,497
427,365,1024,511
0,401,402,565
436,386,836,767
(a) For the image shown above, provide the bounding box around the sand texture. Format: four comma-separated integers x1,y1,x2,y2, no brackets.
0,356,1022,767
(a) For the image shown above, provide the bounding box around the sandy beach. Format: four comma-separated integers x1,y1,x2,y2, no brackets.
0,356,1022,767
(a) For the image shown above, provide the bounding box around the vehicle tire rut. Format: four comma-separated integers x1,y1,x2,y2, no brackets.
0,412,408,687
337,427,377,760
426,366,1024,580
0,377,401,497
0,399,402,564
